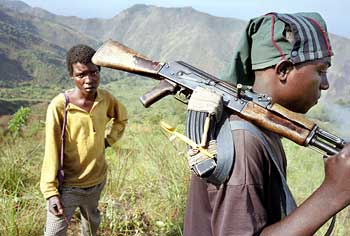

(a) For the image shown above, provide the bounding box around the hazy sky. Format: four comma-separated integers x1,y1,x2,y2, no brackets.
21,0,349,38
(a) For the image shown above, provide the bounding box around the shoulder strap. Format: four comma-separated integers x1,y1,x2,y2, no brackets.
57,92,69,191
229,120,297,215
229,120,336,236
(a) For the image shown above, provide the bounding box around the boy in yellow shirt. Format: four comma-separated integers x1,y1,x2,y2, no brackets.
40,44,127,236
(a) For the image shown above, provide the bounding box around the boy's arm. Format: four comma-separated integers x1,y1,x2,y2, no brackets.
261,144,350,236
40,98,63,199
105,97,128,147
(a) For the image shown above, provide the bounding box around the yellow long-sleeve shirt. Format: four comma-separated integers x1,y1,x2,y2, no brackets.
40,88,128,199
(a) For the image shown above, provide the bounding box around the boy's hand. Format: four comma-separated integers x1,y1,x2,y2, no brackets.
324,144,350,202
48,195,64,216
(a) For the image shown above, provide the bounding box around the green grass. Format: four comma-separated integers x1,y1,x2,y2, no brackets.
0,137,45,235
0,77,349,235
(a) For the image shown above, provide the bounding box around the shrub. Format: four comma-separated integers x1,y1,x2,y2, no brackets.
8,107,31,138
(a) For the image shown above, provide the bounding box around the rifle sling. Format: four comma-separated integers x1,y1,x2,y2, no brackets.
58,92,69,191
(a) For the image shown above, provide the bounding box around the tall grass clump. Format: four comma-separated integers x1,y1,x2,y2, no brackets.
99,109,189,235
0,136,45,235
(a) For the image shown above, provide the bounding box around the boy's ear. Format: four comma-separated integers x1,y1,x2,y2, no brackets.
275,60,294,81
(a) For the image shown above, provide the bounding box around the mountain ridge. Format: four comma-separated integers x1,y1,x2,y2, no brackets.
0,0,349,103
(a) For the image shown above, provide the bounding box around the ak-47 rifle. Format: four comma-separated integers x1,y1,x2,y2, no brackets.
92,39,346,156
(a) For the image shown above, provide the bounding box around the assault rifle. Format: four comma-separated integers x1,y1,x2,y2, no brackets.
92,39,346,156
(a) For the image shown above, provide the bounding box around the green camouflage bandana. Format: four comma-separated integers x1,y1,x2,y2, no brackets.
221,12,333,85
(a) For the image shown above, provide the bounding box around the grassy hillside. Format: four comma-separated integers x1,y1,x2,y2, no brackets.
0,77,349,235
0,6,65,86
0,77,189,235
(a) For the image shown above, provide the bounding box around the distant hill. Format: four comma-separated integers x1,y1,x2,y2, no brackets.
0,0,349,103
47,4,247,76
0,5,64,86
323,35,350,100
0,2,100,88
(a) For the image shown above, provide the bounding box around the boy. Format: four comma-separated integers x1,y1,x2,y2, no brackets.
184,12,350,236
40,44,127,236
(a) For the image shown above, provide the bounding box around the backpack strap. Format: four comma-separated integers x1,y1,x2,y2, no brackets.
57,92,69,191
229,120,297,215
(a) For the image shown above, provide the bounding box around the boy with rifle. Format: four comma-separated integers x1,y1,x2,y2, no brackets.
183,12,350,236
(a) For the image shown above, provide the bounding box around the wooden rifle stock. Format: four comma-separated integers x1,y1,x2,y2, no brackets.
92,39,163,77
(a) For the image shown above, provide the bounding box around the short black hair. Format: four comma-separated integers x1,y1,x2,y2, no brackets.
66,44,100,76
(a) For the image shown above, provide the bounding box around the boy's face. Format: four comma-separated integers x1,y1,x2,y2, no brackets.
278,57,331,113
71,62,100,96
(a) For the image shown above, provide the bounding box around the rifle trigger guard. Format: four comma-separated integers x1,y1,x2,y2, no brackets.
174,94,188,104
174,88,191,104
